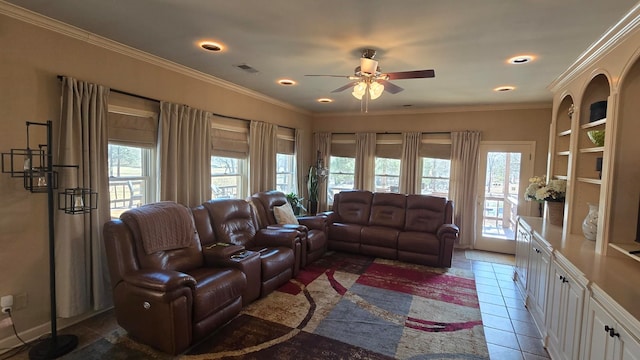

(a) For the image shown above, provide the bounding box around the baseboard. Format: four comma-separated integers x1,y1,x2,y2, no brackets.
0,306,114,354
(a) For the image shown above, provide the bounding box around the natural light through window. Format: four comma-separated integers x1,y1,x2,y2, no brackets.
328,156,355,204
211,156,246,199
421,157,451,197
276,153,296,195
108,144,154,219
374,157,400,193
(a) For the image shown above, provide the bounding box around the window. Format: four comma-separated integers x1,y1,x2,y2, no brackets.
327,156,355,204
108,144,155,218
374,157,400,193
276,153,295,194
421,157,451,197
211,156,246,199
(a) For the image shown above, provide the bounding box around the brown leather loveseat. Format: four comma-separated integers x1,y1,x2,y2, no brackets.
325,190,459,267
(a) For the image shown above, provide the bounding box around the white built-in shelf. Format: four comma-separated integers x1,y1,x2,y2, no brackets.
577,177,602,185
557,129,572,137
557,150,571,156
580,118,607,129
579,146,605,153
609,243,640,264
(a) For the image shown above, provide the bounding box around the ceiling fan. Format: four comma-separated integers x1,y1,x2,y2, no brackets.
305,48,435,111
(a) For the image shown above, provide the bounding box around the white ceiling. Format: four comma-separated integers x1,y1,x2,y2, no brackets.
5,0,638,114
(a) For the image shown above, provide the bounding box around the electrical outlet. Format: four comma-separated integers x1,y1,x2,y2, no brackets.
1,295,13,314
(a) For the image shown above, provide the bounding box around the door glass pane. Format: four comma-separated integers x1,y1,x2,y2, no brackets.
482,151,521,240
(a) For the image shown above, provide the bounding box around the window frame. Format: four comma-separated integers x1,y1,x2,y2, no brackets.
374,156,401,193
107,143,156,218
327,155,356,204
211,155,248,199
420,156,451,198
276,152,296,195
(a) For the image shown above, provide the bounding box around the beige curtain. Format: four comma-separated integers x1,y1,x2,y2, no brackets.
56,77,112,317
295,129,306,199
159,102,211,207
249,121,277,194
355,132,376,191
314,132,331,212
399,132,421,194
449,131,481,249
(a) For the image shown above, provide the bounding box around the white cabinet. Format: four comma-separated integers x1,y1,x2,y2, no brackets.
545,254,587,360
515,218,531,297
527,233,551,334
582,290,640,360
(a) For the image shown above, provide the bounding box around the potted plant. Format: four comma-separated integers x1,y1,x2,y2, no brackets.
285,192,306,215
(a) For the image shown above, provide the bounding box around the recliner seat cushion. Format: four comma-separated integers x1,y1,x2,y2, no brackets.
187,267,246,322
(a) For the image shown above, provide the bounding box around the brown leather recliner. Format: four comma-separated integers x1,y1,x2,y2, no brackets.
103,202,246,355
203,199,298,297
250,191,328,267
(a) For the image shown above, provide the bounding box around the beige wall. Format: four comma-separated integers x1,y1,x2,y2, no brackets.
0,13,312,342
0,10,552,344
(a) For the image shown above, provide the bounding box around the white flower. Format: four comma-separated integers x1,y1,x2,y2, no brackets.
525,175,566,202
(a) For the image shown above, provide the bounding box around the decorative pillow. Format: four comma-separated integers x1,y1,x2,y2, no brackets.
273,203,299,225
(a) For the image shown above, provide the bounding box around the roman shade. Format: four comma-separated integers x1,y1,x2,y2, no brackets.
211,116,249,159
107,112,158,147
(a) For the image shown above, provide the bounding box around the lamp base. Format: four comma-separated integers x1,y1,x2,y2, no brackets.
28,334,78,359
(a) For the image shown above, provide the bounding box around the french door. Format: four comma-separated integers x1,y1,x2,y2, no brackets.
475,142,535,254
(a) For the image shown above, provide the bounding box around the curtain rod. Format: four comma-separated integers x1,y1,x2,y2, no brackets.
330,131,451,135
56,75,291,127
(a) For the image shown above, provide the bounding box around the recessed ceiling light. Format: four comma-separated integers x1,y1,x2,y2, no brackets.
507,55,534,64
317,98,333,103
199,41,224,52
278,79,296,86
494,86,516,92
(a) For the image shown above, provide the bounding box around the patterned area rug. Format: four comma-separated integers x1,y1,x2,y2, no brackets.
70,252,488,359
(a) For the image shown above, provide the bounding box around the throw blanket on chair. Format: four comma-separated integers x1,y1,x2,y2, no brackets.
121,201,195,254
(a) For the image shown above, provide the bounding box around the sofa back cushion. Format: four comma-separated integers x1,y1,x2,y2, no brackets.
334,190,373,225
250,190,288,227
369,193,406,229
120,202,203,272
404,195,447,233
204,199,257,248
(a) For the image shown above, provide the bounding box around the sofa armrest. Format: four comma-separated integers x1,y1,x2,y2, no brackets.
267,223,309,235
317,211,338,225
122,269,196,293
436,223,459,239
254,228,300,249
297,215,327,231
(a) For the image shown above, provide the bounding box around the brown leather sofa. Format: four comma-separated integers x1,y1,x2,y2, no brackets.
325,190,459,267
250,191,328,267
103,202,246,355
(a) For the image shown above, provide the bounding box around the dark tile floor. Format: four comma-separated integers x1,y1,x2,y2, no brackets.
3,250,549,359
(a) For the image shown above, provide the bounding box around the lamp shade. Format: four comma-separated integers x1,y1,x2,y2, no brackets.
369,81,384,100
352,81,366,100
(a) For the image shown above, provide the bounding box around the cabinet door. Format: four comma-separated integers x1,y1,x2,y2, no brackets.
515,223,530,295
562,274,585,360
583,297,616,360
546,264,566,357
617,324,640,360
534,245,551,318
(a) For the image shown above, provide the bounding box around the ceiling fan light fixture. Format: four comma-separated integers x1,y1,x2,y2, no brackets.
352,81,367,100
369,81,384,100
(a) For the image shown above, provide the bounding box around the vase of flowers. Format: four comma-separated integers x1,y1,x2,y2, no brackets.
525,175,567,226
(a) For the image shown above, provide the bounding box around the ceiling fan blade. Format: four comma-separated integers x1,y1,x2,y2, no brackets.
331,81,359,93
385,69,435,80
378,80,404,94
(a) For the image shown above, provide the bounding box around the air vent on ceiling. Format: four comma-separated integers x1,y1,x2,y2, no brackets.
235,64,259,73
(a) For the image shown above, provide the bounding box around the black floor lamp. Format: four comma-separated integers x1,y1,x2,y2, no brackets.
1,121,97,359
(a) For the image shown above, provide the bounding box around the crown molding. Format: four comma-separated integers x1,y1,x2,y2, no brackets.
548,3,640,92
312,102,552,118
0,1,310,116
